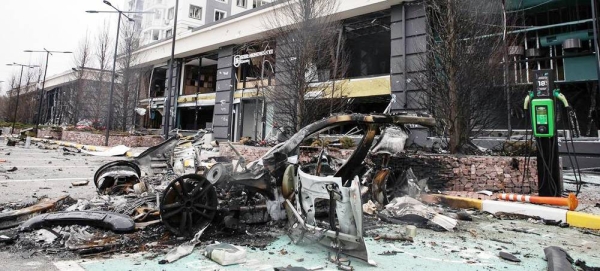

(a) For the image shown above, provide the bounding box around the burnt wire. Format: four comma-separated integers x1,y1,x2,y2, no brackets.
522,97,534,193
563,107,583,195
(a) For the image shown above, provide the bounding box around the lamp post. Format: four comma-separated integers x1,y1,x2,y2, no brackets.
6,63,40,134
87,0,153,146
24,49,73,133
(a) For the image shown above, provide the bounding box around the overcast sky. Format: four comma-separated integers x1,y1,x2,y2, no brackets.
0,0,131,94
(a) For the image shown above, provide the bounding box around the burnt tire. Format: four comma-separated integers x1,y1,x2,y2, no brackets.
160,174,218,237
93,160,141,194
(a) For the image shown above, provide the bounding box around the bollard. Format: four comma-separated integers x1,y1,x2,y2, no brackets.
498,193,578,211
25,136,31,148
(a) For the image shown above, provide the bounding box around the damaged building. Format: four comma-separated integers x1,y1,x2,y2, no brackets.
130,0,600,141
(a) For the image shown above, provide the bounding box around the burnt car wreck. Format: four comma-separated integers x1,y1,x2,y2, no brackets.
89,113,435,265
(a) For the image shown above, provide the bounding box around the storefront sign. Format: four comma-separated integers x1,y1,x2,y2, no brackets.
233,49,274,67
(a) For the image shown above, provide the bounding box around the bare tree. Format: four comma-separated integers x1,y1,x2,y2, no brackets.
415,0,517,153
263,0,349,133
114,21,142,131
18,67,41,124
69,33,93,125
91,20,112,126
1,73,20,123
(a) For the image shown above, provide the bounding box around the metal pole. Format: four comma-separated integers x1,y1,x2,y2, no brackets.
35,52,51,133
329,27,343,115
163,0,179,138
591,0,600,94
105,12,122,146
11,66,25,134
502,0,512,138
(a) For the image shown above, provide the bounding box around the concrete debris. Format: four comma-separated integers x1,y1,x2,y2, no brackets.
381,196,457,231
405,225,417,237
362,200,378,215
65,200,90,212
34,229,58,243
19,211,135,233
204,243,247,266
71,180,89,187
81,145,130,157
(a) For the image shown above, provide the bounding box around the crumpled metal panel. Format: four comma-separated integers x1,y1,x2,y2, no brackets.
19,211,135,233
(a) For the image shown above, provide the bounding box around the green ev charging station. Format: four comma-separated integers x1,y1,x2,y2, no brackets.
523,70,571,197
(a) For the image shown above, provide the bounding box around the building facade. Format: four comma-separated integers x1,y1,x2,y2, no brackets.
129,0,600,141
136,0,272,45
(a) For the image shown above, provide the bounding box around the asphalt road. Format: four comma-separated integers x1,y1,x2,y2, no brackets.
0,144,126,205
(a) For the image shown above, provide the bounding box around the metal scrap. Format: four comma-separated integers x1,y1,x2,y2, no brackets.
19,211,135,233
0,196,69,229
380,196,457,231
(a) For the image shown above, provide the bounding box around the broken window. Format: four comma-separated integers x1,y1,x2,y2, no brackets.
237,0,246,7
189,5,202,20
166,29,172,38
214,10,226,21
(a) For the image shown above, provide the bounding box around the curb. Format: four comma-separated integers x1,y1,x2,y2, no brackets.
424,194,600,230
31,137,108,151
31,137,136,157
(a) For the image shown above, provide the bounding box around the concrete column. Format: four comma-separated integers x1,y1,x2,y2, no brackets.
212,45,236,142
161,59,182,132
390,3,427,112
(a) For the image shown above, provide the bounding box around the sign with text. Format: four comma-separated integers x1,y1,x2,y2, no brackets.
233,49,274,67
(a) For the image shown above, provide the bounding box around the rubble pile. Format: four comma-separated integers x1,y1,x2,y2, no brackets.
2,115,600,270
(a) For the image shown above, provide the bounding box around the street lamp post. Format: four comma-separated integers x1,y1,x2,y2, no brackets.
24,49,73,133
87,0,152,146
6,63,39,134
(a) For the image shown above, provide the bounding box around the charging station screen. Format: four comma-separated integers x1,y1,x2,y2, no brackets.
536,106,548,124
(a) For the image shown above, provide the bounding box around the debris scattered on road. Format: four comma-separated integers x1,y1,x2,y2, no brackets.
498,251,521,262
0,196,69,229
374,233,413,242
20,211,135,233
544,246,574,271
159,225,208,264
204,242,247,266
477,190,493,196
362,200,378,215
379,196,457,231
81,145,130,157
71,180,89,187
0,166,17,172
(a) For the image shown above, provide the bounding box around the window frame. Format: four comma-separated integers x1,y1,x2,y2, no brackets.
167,7,174,20
214,9,226,21
236,0,246,8
189,4,203,20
